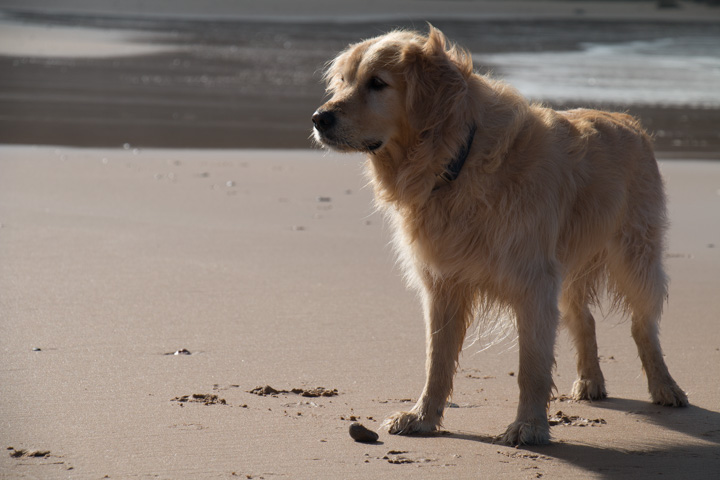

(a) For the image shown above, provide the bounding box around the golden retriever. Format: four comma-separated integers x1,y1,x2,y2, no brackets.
312,26,688,445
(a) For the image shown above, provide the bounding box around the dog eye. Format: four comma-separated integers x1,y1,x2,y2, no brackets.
368,77,388,91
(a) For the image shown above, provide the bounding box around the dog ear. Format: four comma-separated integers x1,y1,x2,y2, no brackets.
402,26,473,135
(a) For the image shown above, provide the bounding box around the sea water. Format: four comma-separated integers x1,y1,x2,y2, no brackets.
475,36,720,108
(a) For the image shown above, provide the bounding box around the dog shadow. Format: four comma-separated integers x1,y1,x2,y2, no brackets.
445,397,720,478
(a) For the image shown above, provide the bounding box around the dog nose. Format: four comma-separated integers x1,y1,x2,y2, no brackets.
312,110,335,133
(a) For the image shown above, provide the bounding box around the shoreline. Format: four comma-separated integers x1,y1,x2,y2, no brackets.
1,100,717,159
0,12,720,160
1,9,719,158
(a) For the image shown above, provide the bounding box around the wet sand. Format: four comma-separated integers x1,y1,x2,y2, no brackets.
1,146,719,478
1,9,719,157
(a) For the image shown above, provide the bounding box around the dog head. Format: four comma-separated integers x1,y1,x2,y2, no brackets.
312,26,474,155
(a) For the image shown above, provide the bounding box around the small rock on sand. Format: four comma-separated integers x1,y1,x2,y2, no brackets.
349,422,379,443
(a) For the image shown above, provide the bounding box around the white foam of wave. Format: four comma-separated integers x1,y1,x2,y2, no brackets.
0,20,182,58
476,37,720,107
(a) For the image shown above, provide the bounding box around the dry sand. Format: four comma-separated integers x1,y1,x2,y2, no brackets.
1,146,719,479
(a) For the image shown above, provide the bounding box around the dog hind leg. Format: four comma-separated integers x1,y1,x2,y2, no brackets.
608,226,688,407
560,283,607,401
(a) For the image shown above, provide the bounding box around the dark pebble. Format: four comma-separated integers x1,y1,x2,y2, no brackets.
349,422,379,443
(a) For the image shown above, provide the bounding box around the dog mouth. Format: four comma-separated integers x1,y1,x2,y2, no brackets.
314,129,383,154
313,130,351,152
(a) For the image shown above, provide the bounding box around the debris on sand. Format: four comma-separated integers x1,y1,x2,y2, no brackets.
249,385,282,396
248,385,339,398
296,387,338,398
349,422,379,443
548,410,606,426
164,348,192,356
383,450,415,464
172,394,227,405
8,447,51,458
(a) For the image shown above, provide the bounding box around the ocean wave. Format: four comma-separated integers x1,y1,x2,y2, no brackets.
476,36,720,107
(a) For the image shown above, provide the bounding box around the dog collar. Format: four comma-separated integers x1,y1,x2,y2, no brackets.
436,124,476,188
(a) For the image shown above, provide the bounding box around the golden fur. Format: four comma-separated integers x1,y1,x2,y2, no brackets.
312,26,688,445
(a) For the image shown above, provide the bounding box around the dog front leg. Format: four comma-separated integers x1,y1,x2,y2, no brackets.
384,282,471,435
500,283,560,446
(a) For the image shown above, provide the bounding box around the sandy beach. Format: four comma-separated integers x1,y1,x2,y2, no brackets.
1,146,719,479
1,1,720,478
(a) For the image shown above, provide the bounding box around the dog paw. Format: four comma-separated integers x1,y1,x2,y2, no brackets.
651,382,689,407
383,411,438,435
571,378,607,401
498,419,550,446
